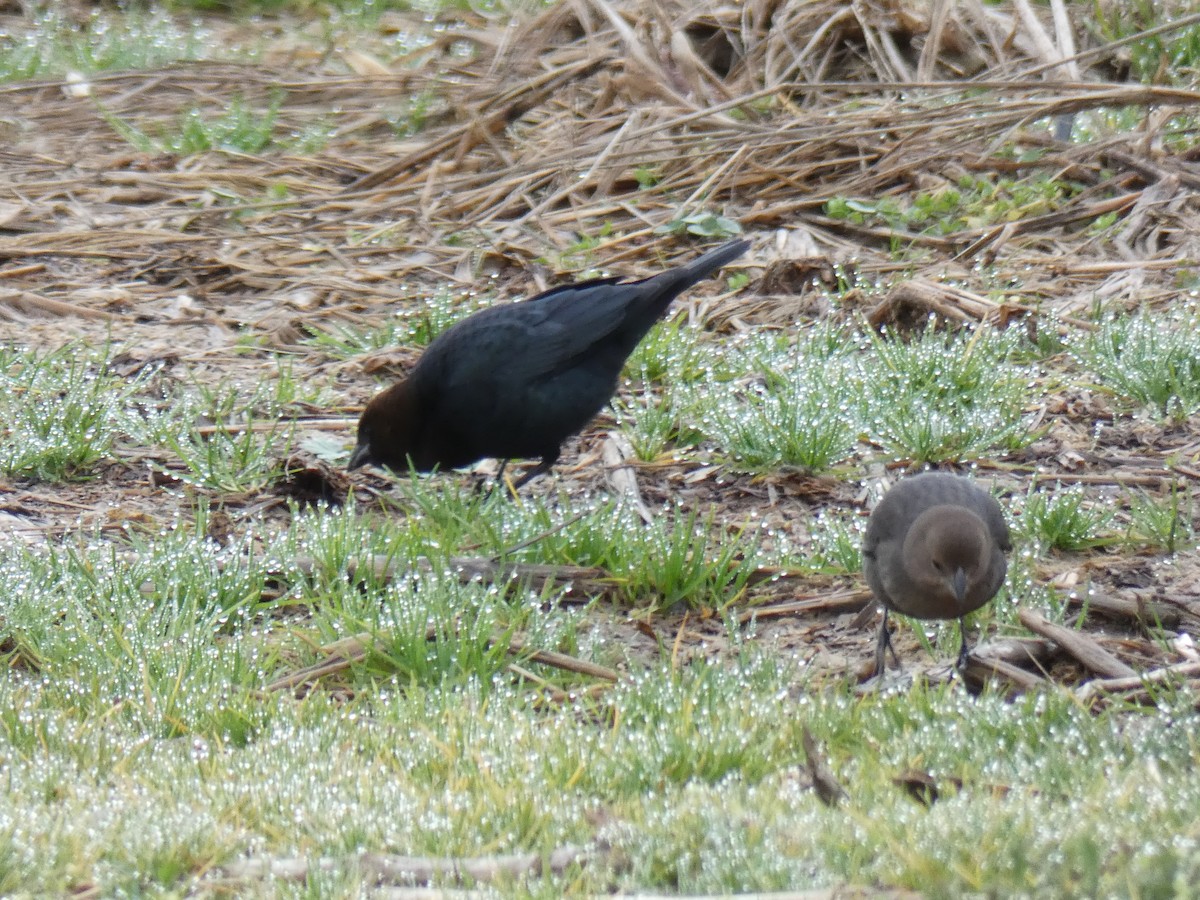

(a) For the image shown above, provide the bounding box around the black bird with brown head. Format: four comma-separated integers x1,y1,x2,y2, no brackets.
349,239,749,487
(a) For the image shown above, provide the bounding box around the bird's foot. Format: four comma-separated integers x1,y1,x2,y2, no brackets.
955,620,972,670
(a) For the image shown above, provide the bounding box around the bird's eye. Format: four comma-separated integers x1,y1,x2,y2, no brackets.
932,560,945,573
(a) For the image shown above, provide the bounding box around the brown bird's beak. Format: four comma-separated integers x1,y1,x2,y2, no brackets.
951,567,968,604
347,440,372,470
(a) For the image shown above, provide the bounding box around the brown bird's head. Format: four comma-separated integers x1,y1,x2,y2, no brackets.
902,505,993,616
348,381,423,472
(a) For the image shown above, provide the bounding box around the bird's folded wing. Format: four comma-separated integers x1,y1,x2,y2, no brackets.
443,281,641,390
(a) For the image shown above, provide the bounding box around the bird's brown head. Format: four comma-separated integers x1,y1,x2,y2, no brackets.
348,380,423,472
903,506,992,614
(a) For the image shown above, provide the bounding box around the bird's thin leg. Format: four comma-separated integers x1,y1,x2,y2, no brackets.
512,451,559,489
874,609,901,677
955,618,972,669
477,460,509,498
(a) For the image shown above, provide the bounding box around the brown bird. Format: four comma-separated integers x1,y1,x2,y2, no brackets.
348,239,749,487
862,471,1011,675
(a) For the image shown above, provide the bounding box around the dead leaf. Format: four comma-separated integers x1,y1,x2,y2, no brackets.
802,727,849,807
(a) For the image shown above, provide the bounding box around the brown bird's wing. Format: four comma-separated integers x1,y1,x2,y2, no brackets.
862,494,910,611
976,492,1011,600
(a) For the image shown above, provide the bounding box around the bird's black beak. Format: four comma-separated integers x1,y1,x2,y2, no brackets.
347,440,372,470
951,567,968,604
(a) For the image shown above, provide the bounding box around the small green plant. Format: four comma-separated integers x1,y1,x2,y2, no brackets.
305,319,413,358
0,7,215,81
1020,485,1114,551
165,0,294,11
613,386,694,462
953,173,1080,227
1015,312,1069,360
825,196,908,229
147,367,315,492
727,271,751,292
552,224,616,273
655,211,742,240
470,499,762,611
158,417,296,493
804,509,864,574
1125,486,1193,553
633,166,660,188
625,318,713,386
1087,210,1121,234
1073,311,1200,420
1090,0,1200,84
704,375,859,473
0,345,142,480
825,263,874,300
618,506,761,611
870,403,1031,464
389,87,443,137
827,174,1080,236
307,291,489,357
863,326,1037,463
319,576,526,687
102,93,328,156
698,334,862,473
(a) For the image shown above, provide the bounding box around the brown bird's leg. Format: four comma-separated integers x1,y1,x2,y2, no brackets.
511,451,559,489
955,618,971,669
874,609,901,677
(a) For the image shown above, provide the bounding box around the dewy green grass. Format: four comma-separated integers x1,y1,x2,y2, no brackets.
143,364,321,493
1073,309,1200,420
0,7,216,81
4,287,1199,894
696,332,861,473
5,3,1200,885
0,345,143,480
862,325,1038,463
1124,485,1194,553
1,580,1199,898
305,289,492,358
102,92,334,155
1019,484,1115,552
